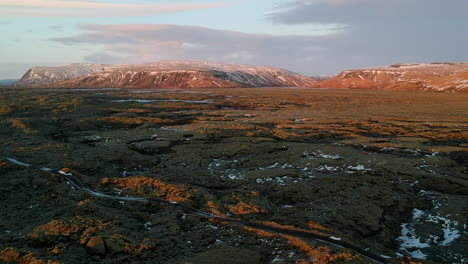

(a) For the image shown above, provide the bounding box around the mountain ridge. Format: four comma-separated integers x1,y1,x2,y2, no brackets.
14,61,318,89
13,61,468,92
313,62,468,92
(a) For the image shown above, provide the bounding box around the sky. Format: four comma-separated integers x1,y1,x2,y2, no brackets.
1,0,467,79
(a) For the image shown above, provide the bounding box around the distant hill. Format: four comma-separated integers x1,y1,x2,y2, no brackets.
14,61,319,89
0,79,19,86
314,62,468,92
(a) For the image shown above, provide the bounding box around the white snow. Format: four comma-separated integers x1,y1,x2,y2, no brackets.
227,173,244,180
256,176,291,185
259,163,293,170
399,223,430,250
426,214,461,245
304,151,341,160
348,164,370,171
412,209,424,219
315,165,340,172
144,222,152,230
399,206,463,260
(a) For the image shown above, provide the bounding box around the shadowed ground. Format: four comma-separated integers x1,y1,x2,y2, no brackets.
0,87,466,264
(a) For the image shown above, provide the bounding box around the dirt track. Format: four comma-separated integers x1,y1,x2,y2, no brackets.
0,87,467,264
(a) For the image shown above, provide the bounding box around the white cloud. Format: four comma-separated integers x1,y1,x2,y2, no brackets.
50,22,468,76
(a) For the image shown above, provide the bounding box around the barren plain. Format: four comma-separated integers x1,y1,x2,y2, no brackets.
0,87,467,264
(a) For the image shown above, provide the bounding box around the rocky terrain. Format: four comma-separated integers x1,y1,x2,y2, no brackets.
14,61,319,89
314,62,468,92
14,63,107,87
0,87,466,264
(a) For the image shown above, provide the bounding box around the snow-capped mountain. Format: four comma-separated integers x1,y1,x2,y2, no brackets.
14,63,107,86
15,61,319,89
315,62,468,92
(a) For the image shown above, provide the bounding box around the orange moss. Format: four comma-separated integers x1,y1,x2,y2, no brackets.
271,129,302,139
109,234,156,254
77,199,90,206
6,119,32,134
0,106,12,114
207,200,218,209
308,221,331,232
107,108,149,113
124,237,156,254
28,217,110,240
206,200,231,219
244,227,361,264
207,200,223,216
222,124,253,130
246,191,259,197
0,247,58,264
102,176,191,202
59,168,72,173
398,257,425,264
227,201,265,215
28,220,82,238
259,221,331,237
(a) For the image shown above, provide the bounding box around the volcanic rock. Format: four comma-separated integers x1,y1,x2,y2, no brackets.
86,236,106,256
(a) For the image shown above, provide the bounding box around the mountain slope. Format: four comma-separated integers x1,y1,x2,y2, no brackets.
315,62,468,92
14,63,107,86
41,61,318,89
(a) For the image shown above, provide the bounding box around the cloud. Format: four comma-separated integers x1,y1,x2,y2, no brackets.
265,0,468,71
270,0,468,25
50,24,333,74
0,0,234,17
49,19,468,76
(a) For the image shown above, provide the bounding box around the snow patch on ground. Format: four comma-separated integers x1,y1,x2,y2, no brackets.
303,151,341,160
398,207,462,260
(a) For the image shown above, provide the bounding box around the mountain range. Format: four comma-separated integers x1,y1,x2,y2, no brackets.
14,61,318,89
12,61,468,92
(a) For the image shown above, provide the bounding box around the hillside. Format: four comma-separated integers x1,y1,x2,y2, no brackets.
315,62,468,92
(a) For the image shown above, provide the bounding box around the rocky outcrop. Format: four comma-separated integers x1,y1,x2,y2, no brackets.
315,62,468,92
14,63,107,86
16,61,318,89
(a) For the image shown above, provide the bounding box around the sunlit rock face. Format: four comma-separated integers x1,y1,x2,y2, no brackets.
15,60,319,89
315,62,468,92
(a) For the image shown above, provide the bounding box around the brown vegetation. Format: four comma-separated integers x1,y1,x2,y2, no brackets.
101,176,192,202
